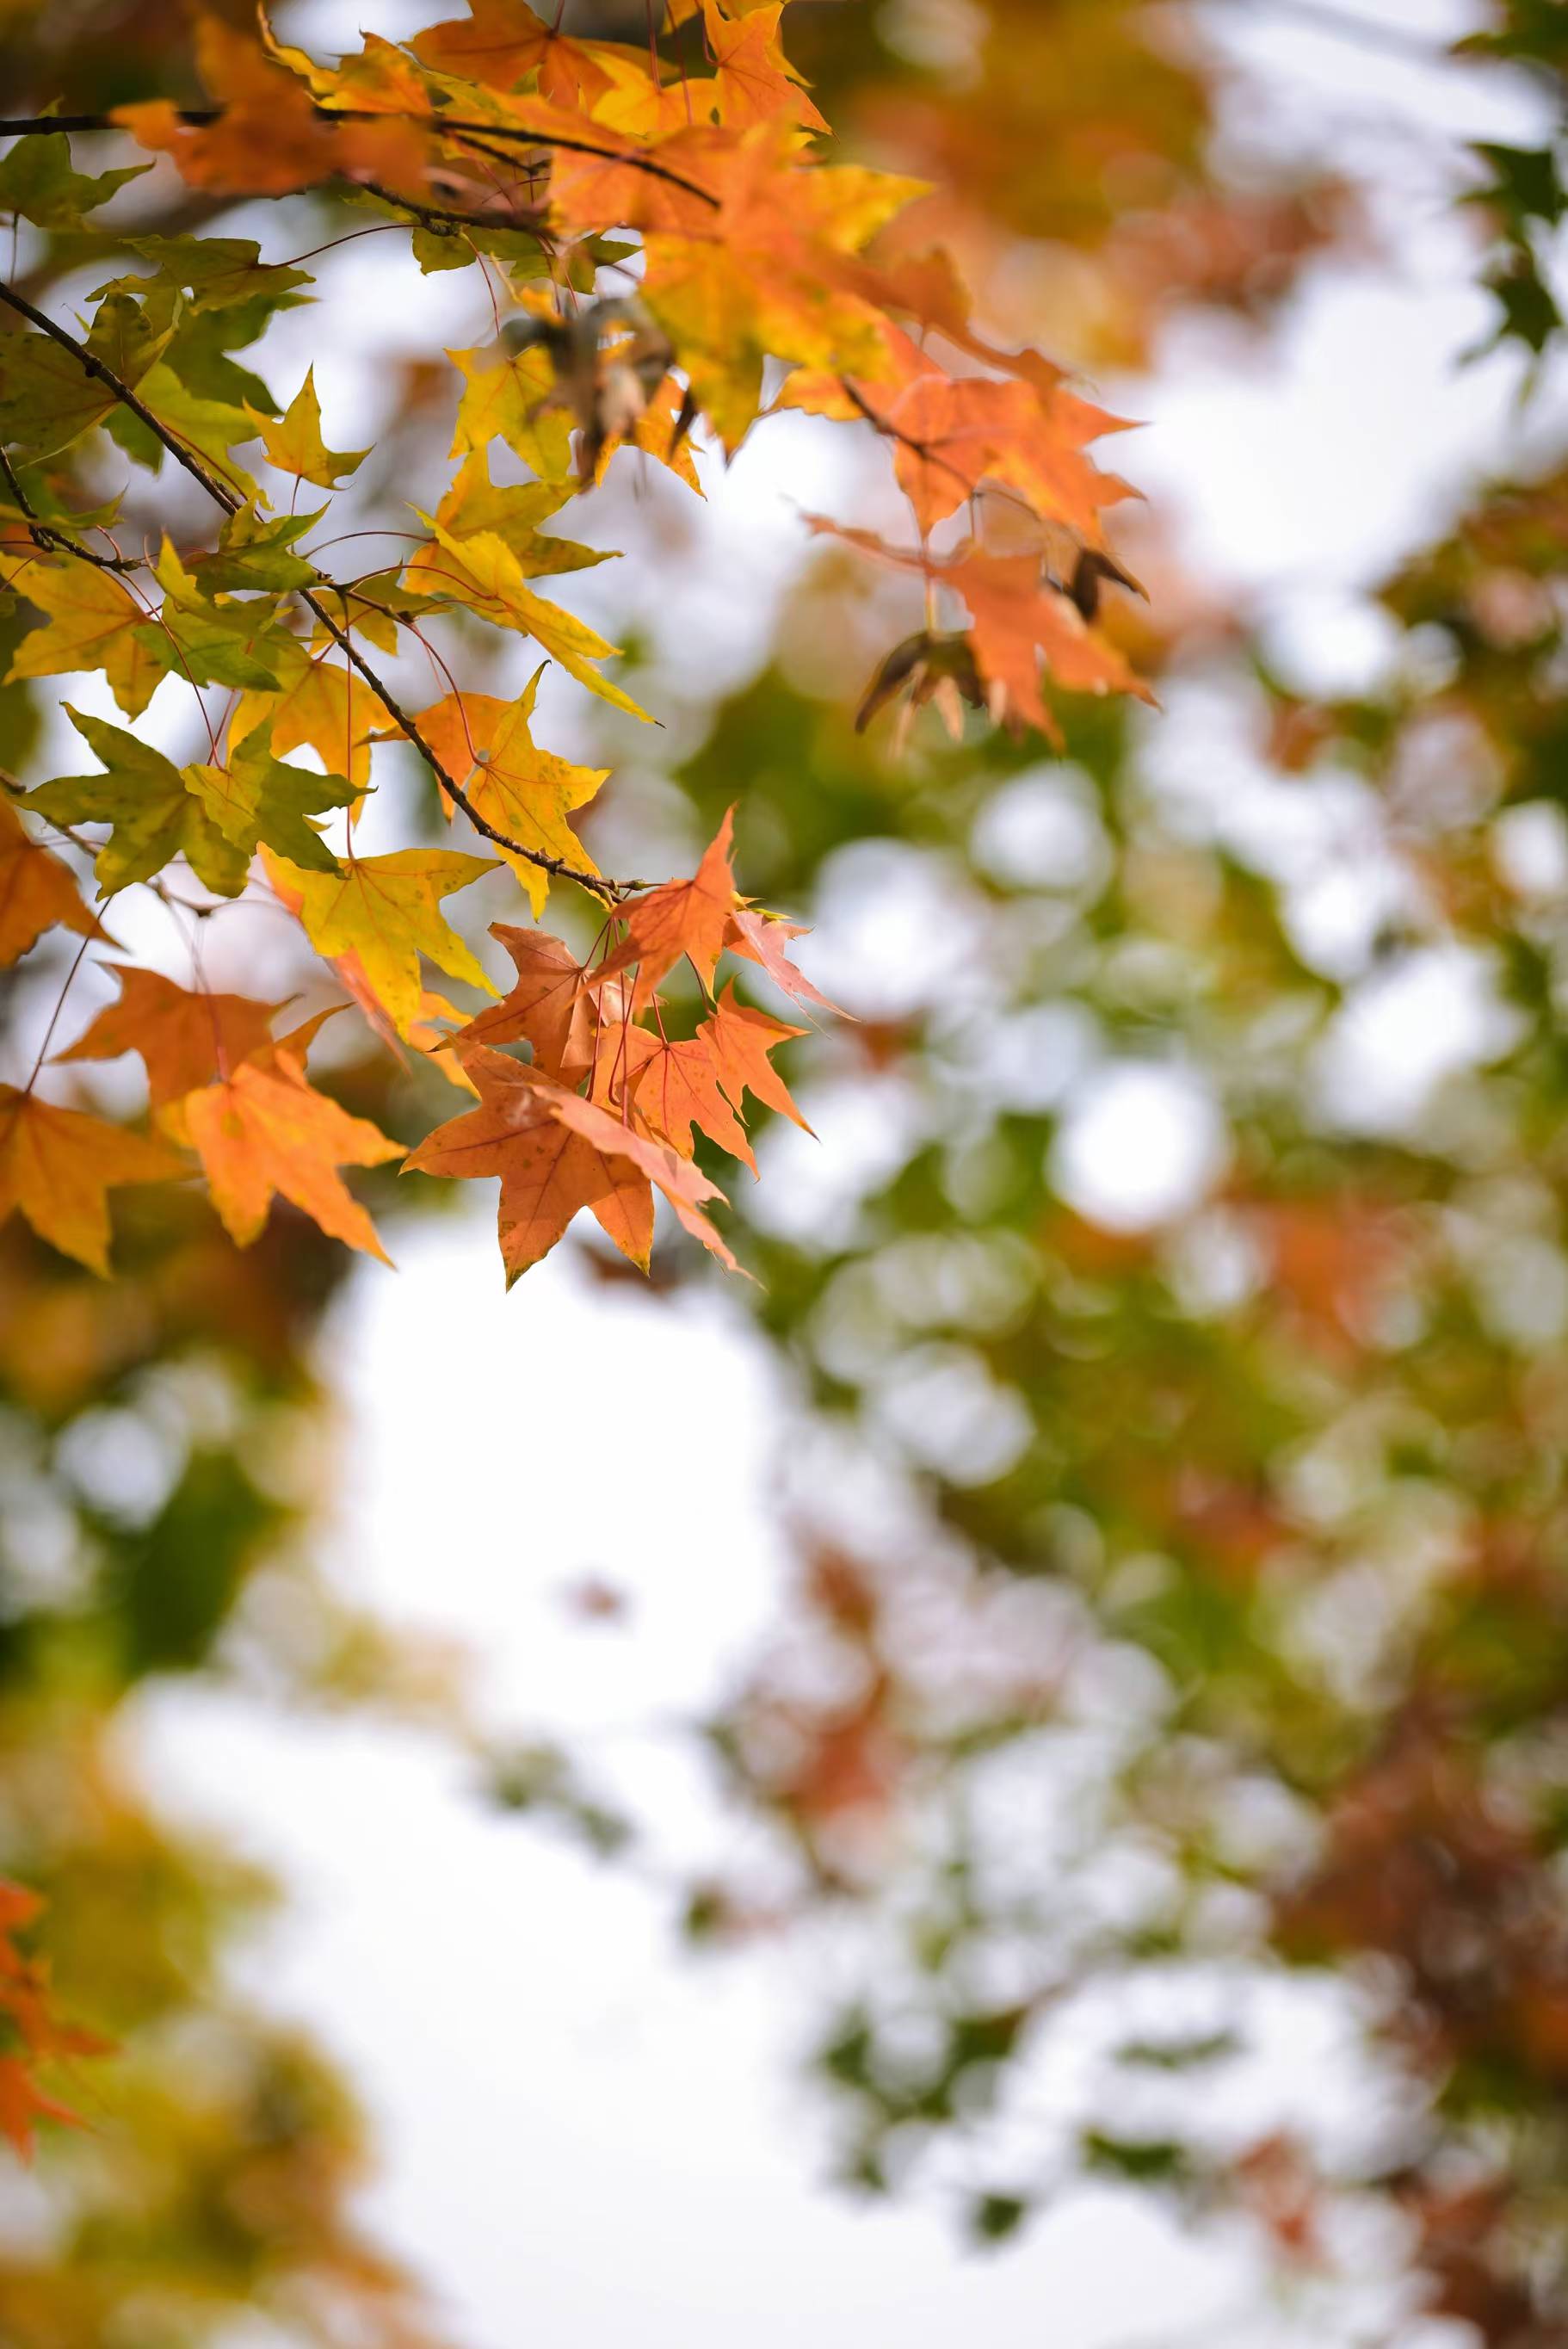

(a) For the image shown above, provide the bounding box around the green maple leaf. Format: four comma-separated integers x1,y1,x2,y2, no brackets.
0,131,149,228
188,723,358,875
28,708,250,898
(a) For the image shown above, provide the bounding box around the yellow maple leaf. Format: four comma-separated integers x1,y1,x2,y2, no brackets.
247,366,368,488
423,521,651,721
262,845,499,1039
0,1086,185,1276
2,553,166,717
232,642,373,788
415,668,608,914
448,343,576,484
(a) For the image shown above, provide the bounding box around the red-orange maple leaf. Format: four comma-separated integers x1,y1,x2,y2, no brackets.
591,808,738,1009
407,1043,655,1281
703,982,812,1132
55,966,283,1109
633,1032,756,1171
454,924,595,1080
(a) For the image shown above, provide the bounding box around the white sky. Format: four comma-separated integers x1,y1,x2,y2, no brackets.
99,3,1559,2344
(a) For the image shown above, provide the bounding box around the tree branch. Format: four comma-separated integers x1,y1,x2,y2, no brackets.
0,108,723,209
0,280,642,905
0,447,145,573
0,279,244,512
298,584,642,900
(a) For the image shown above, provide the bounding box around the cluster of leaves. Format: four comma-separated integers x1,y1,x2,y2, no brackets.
0,0,1146,1289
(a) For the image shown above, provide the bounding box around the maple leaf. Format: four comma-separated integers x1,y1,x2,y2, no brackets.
173,1031,404,1263
409,1043,655,1281
633,1031,756,1171
543,1078,740,1271
28,708,251,899
246,367,368,487
584,1016,660,1113
0,294,170,463
414,671,608,912
113,15,426,198
420,521,652,721
3,553,170,718
588,371,703,496
411,0,620,108
449,342,577,485
703,0,829,133
409,1046,738,1282
0,799,111,967
409,451,613,579
591,808,738,1011
262,846,498,1041
841,369,1136,541
950,547,1155,736
451,923,595,1080
0,128,149,226
55,966,282,1109
231,645,373,789
191,505,322,596
188,722,358,875
724,906,841,1015
0,2058,83,2164
808,520,1149,743
546,120,743,241
0,1087,186,1276
147,541,291,696
641,218,886,453
702,981,812,1132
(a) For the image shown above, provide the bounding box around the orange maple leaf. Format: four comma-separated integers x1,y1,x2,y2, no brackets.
55,966,282,1109
703,0,829,133
541,1076,739,1272
172,1027,404,1263
633,1032,756,1171
590,807,738,1010
0,798,109,968
407,1042,654,1282
833,368,1136,541
411,0,620,108
0,1088,187,1276
453,923,596,1081
114,16,424,196
951,547,1154,735
702,982,812,1132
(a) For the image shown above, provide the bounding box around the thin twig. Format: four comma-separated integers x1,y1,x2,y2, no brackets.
355,180,553,246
